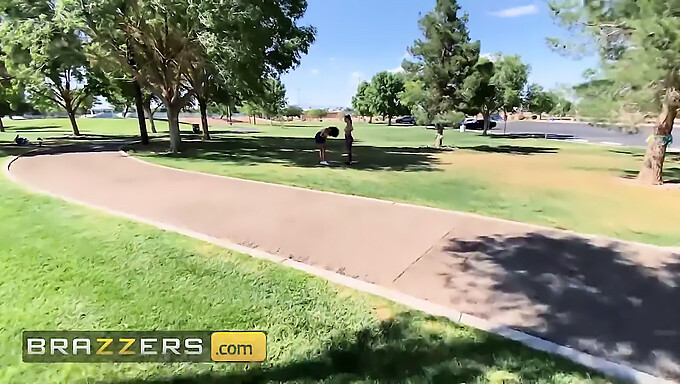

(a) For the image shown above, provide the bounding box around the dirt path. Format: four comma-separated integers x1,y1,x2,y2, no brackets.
7,147,680,381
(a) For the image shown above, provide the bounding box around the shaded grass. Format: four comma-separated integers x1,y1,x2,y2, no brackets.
0,156,612,383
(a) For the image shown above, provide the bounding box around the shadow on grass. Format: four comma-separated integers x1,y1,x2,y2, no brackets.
459,145,559,155
139,136,443,172
109,312,604,384
620,167,680,182
0,134,141,158
442,233,680,380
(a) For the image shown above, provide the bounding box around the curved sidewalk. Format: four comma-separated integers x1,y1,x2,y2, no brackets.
6,147,680,382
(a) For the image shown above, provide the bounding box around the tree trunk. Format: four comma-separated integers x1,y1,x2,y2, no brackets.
637,88,679,184
133,80,149,145
228,105,233,125
199,98,210,140
482,112,491,136
166,104,183,154
253,115,257,125
67,109,81,136
388,115,392,126
369,116,373,124
148,114,156,133
0,116,4,133
142,98,157,134
123,105,129,118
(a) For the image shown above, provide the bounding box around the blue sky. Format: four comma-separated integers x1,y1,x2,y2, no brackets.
281,0,599,109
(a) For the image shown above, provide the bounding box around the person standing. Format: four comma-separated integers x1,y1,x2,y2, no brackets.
344,114,354,165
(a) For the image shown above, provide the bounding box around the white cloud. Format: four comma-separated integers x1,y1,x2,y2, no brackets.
401,52,412,61
388,66,405,74
311,69,320,75
490,4,538,18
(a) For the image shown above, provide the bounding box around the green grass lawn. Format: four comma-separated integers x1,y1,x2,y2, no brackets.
0,151,611,383
132,119,680,246
4,117,680,246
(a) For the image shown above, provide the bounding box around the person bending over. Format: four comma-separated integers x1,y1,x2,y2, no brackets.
315,126,340,166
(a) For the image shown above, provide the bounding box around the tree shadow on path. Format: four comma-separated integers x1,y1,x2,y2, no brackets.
442,233,680,380
107,312,608,384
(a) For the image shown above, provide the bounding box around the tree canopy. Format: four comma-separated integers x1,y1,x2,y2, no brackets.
550,0,680,184
403,0,480,126
75,0,314,152
0,1,99,135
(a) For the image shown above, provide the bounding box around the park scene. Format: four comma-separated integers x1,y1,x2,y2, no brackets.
1,0,679,383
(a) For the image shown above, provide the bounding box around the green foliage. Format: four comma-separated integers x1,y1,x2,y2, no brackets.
399,79,436,125
366,71,407,124
307,108,328,120
524,84,556,117
74,0,315,151
461,60,499,129
493,55,530,115
352,81,374,119
403,0,480,125
549,0,680,119
259,78,287,119
284,105,303,118
0,2,99,134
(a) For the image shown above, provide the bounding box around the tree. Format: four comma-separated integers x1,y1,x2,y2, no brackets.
284,105,303,118
493,55,530,122
0,3,98,136
524,84,556,119
259,78,287,123
76,0,315,153
241,102,262,125
352,81,375,123
549,0,680,184
142,92,161,133
403,0,480,128
306,108,327,121
461,60,499,135
366,72,407,126
0,58,32,132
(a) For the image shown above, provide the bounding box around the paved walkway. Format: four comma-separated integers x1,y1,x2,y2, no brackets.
7,146,680,381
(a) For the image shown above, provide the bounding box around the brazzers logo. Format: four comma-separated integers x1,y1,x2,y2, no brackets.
23,331,266,363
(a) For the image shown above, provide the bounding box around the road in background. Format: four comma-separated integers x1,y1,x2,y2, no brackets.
494,121,656,148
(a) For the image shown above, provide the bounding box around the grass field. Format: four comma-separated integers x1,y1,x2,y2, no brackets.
3,117,680,246
0,135,613,382
127,118,680,246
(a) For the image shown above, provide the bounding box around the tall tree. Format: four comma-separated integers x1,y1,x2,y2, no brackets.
493,54,530,122
461,60,499,135
0,2,97,136
283,105,303,118
367,71,406,126
76,0,314,153
403,0,480,127
259,78,287,124
550,0,680,184
0,58,32,132
352,81,375,123
525,84,556,119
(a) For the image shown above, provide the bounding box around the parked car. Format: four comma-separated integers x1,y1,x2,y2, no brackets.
460,119,497,130
395,116,416,125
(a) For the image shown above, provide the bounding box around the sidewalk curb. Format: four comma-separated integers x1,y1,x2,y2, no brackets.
122,149,679,254
3,153,674,384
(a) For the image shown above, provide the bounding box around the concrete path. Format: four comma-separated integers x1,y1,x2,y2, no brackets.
7,146,680,381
